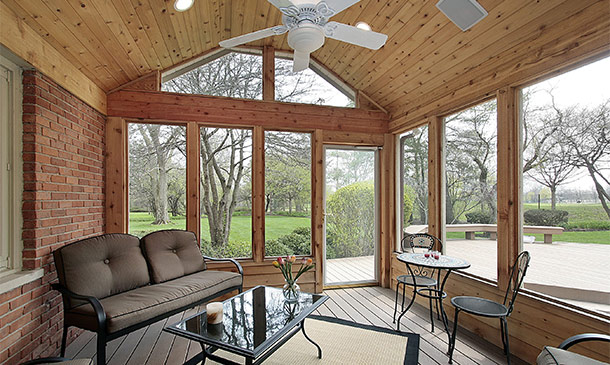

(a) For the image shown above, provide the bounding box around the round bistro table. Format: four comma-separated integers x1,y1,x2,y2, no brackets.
395,252,470,342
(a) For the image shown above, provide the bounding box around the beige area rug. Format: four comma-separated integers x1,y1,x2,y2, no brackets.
204,316,419,364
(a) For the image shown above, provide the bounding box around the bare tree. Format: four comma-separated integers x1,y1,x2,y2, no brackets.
559,100,610,219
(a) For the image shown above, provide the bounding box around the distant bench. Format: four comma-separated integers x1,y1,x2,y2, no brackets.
405,224,564,244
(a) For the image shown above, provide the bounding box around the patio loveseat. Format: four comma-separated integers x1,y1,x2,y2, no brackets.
52,230,243,365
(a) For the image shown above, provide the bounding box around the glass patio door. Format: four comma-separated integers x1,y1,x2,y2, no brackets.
323,146,379,286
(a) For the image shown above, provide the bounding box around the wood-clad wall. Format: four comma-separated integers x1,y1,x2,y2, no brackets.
105,89,390,293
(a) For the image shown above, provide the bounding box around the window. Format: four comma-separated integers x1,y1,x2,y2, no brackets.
399,126,429,250
128,123,186,237
162,51,263,100
444,100,498,280
519,56,610,314
200,127,253,258
275,57,354,107
264,131,312,256
0,55,22,274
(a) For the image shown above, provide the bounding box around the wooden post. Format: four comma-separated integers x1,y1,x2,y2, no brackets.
262,46,275,101
252,126,265,263
427,116,445,250
105,117,127,233
379,134,396,287
496,87,522,291
186,122,200,242
312,130,324,293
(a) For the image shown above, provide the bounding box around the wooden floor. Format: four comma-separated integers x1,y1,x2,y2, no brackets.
65,286,524,365
325,255,375,285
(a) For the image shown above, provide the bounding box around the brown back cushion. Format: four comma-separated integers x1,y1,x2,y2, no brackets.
141,230,206,283
54,234,150,306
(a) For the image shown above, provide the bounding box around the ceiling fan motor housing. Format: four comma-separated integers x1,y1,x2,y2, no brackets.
287,23,325,53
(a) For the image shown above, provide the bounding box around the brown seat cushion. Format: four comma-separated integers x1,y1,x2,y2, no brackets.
66,270,241,333
537,346,609,365
54,234,150,308
141,230,206,283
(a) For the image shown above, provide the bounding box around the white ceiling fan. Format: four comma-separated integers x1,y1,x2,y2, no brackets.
218,0,388,72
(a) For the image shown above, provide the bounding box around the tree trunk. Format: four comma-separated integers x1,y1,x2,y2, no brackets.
587,164,610,220
550,185,557,210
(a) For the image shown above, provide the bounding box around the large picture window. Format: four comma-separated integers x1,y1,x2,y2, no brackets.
519,56,610,313
264,131,312,256
128,123,187,237
444,100,498,281
200,127,253,258
399,126,429,249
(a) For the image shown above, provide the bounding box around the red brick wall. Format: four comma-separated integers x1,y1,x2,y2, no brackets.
0,70,105,364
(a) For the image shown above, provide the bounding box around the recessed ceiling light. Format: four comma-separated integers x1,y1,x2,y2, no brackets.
174,0,194,12
355,21,372,31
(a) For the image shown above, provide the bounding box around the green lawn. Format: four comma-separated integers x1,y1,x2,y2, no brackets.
523,203,608,224
130,212,607,245
129,212,310,242
447,230,609,244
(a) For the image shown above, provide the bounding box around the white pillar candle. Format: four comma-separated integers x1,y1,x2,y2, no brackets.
206,302,223,324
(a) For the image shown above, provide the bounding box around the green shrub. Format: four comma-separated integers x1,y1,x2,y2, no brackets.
524,209,569,227
201,239,250,258
565,221,610,230
271,211,310,217
265,226,311,256
403,185,415,224
465,211,495,224
326,181,375,259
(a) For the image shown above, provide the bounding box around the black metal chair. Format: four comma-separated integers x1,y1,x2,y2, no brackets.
448,251,531,365
393,233,443,331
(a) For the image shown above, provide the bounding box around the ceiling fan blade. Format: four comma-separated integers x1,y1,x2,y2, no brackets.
219,26,287,48
267,0,296,9
324,0,361,16
324,21,388,50
293,50,310,72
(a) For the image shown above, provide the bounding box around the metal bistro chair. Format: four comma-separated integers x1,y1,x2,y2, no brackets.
448,251,531,365
393,233,444,331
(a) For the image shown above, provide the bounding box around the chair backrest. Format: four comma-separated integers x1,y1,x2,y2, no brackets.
402,233,443,253
503,251,531,315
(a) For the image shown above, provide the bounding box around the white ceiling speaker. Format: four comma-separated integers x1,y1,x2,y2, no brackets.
436,0,488,31
219,0,388,72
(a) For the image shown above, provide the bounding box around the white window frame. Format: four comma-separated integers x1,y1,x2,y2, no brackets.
0,54,42,294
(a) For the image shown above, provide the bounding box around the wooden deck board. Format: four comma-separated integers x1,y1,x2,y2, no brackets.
326,255,375,284
65,286,526,364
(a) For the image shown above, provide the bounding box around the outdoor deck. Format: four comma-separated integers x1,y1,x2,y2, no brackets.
326,239,609,312
65,286,521,365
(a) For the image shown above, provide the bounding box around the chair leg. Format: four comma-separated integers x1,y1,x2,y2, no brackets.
448,309,460,364
401,282,406,311
501,317,511,365
60,324,68,357
393,282,400,323
428,296,435,333
96,332,106,365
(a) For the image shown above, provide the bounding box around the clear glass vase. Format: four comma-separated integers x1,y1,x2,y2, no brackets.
282,281,301,302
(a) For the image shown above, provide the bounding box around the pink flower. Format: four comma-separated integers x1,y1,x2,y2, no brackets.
277,257,284,265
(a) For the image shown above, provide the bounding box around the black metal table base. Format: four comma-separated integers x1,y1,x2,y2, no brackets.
184,320,322,365
395,269,453,344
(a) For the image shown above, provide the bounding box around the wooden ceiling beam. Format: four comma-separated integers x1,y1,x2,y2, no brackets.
107,90,389,134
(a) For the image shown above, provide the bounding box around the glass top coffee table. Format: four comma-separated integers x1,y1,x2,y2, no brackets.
164,285,328,365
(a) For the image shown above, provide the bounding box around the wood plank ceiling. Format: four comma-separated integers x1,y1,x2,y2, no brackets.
3,0,609,121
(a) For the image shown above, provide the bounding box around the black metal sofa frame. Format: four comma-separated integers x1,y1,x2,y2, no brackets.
51,230,243,365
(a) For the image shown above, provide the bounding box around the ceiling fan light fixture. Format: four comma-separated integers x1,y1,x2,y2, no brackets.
174,0,194,12
287,24,325,53
355,21,371,31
